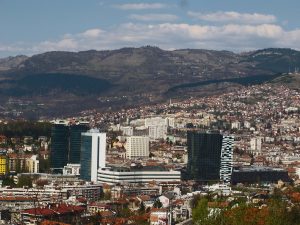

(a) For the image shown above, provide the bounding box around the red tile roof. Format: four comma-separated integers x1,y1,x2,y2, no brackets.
22,204,85,216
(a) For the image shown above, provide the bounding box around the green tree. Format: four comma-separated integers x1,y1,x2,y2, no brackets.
153,199,162,208
1,176,15,187
192,198,209,223
17,175,33,188
139,201,145,213
39,157,50,173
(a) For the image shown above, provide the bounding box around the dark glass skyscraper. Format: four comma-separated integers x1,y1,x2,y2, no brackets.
187,131,233,182
187,131,225,181
50,124,69,169
80,135,93,181
50,123,89,170
69,124,89,164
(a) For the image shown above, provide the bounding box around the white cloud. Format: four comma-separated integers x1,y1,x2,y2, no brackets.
2,22,300,56
188,11,276,24
114,3,166,10
81,29,104,38
33,38,78,52
64,23,296,51
129,13,178,22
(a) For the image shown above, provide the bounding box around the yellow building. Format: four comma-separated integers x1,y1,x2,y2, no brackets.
0,154,8,175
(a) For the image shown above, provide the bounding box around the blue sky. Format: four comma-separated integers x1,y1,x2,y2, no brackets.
1,0,300,57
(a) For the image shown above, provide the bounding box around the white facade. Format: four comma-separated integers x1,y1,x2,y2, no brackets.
244,121,251,129
145,117,168,127
81,130,106,182
250,137,262,153
219,136,234,183
63,163,80,176
150,209,168,225
97,167,181,185
148,125,167,140
231,121,241,129
120,126,134,136
0,183,103,202
296,167,300,179
26,155,39,174
125,136,149,159
167,117,175,128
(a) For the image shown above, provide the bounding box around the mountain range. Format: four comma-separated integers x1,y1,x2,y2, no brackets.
0,46,300,118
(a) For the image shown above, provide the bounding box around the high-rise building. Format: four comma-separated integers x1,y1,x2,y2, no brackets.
80,130,106,182
250,137,262,154
50,122,88,170
50,123,69,169
69,124,89,163
187,131,234,182
125,136,149,159
219,136,234,183
148,125,167,140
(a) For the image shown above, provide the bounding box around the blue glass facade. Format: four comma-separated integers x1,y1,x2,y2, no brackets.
69,125,88,164
50,124,69,169
80,135,92,181
50,124,89,170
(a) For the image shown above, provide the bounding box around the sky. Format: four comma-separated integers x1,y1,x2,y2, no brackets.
1,0,300,57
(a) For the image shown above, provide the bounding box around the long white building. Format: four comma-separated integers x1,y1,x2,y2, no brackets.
97,165,181,185
145,117,168,127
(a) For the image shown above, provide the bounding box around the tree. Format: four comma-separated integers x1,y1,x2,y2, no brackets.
153,199,162,208
89,213,102,225
192,198,209,223
139,201,145,213
1,176,15,187
39,157,50,173
17,175,33,188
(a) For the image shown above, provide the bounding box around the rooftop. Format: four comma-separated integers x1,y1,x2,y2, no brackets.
234,166,286,172
104,165,170,172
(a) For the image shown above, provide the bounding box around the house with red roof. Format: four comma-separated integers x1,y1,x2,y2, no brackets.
21,204,85,224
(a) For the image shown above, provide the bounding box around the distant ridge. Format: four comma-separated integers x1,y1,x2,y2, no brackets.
0,46,300,117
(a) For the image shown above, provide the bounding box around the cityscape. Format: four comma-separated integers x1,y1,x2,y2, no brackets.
1,0,300,225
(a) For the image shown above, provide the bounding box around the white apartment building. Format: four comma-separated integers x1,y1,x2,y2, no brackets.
125,136,149,159
145,117,168,127
148,125,167,140
26,155,39,174
167,117,175,128
231,121,241,130
250,137,262,154
120,126,134,136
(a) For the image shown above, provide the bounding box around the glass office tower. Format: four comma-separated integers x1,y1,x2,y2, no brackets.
50,123,89,171
69,124,89,164
50,124,69,169
187,131,223,181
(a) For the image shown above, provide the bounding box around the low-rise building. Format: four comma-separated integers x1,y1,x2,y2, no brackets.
98,165,181,185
